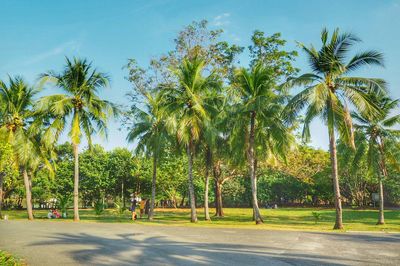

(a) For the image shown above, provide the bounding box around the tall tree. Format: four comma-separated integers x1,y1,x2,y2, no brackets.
162,57,220,222
148,20,242,220
198,81,226,220
352,94,400,225
232,64,294,224
161,20,243,78
107,148,135,208
285,28,386,229
0,77,53,220
126,91,169,220
38,57,117,221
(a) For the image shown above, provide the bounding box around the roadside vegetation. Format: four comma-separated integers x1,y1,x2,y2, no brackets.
0,250,25,266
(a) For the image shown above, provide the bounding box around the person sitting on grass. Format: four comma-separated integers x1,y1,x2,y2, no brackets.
47,209,53,219
52,209,61,218
130,193,138,220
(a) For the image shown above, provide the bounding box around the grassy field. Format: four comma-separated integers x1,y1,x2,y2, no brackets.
0,250,26,266
3,207,400,232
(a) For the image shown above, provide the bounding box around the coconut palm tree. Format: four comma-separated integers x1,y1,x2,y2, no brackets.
197,83,225,221
126,91,170,220
352,94,400,225
284,28,386,229
162,57,220,222
0,76,53,220
38,57,117,221
232,64,294,224
0,77,38,220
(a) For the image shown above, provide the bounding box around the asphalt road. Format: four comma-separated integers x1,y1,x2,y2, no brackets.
0,221,399,265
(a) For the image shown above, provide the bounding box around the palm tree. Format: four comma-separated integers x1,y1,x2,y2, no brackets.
232,64,294,224
127,91,169,220
198,84,225,221
38,57,117,221
0,76,53,220
162,57,220,222
352,94,400,225
284,28,386,229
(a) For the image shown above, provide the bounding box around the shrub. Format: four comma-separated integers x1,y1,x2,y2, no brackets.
312,211,321,224
94,200,105,215
57,195,71,218
113,198,127,217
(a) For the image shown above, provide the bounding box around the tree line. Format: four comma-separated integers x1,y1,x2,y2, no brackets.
1,20,398,229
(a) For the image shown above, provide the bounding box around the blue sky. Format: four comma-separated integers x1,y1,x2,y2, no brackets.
1,0,399,151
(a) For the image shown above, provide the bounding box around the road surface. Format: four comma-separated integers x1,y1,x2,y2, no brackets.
0,220,399,265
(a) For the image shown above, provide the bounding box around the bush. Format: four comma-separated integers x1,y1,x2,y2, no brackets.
113,198,127,217
312,211,321,224
94,200,105,215
57,195,71,218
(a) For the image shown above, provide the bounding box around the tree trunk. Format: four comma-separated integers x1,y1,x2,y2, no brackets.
249,111,263,224
377,177,385,225
214,179,218,215
204,148,212,221
329,129,343,229
377,138,387,225
122,178,125,208
148,153,157,220
0,173,4,219
73,143,80,221
23,168,34,220
187,139,197,223
180,195,185,208
213,161,224,217
215,181,224,217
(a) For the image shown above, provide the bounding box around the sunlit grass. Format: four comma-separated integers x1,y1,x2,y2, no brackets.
0,250,26,266
3,207,400,232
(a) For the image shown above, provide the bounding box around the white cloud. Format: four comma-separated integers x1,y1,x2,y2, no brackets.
22,40,81,66
231,35,241,42
213,13,231,27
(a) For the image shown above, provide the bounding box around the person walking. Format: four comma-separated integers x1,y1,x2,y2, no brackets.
130,193,138,220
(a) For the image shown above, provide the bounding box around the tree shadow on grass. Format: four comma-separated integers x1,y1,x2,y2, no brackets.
30,232,369,265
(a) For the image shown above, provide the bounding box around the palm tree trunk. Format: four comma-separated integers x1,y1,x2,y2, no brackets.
377,177,385,225
0,173,4,219
73,143,80,221
23,168,34,220
148,153,157,220
121,178,125,208
377,139,387,225
204,172,210,220
187,139,197,223
214,179,219,215
213,161,224,217
204,148,212,221
249,111,263,224
328,129,343,229
215,181,224,217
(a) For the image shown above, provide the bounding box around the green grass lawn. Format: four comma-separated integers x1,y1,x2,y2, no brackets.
0,250,26,266
3,207,400,232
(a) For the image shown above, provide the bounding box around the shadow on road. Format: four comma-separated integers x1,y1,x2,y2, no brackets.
30,232,367,265
309,232,400,244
